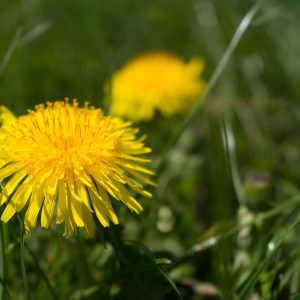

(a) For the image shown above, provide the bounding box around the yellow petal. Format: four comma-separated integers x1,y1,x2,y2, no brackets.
111,179,143,214
0,163,25,182
82,204,94,238
1,176,33,222
88,186,110,227
0,106,16,126
67,178,84,228
24,179,46,233
41,171,58,228
56,180,67,224
0,170,27,205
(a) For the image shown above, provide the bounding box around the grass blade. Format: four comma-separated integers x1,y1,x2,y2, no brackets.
237,214,300,298
20,20,52,47
0,27,23,82
155,0,266,173
125,240,183,300
222,115,245,204
237,244,279,300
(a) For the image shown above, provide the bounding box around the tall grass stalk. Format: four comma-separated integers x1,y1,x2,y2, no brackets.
155,0,266,173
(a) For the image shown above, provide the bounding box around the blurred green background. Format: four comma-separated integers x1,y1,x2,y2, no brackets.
2,0,300,299
0,0,298,111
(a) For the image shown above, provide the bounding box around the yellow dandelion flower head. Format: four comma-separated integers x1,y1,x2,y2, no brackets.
0,105,16,126
0,100,154,237
110,51,206,121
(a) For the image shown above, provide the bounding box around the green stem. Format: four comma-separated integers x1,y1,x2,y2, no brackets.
19,218,32,300
0,223,4,300
26,245,58,300
155,0,265,173
109,227,127,266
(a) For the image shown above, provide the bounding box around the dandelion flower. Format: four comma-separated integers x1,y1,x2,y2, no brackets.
0,100,154,237
110,52,206,121
0,106,16,126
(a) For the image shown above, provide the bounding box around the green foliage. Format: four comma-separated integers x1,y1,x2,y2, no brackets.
2,0,300,299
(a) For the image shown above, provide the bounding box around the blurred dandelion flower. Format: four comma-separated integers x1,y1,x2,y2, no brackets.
0,106,16,126
0,100,154,237
110,52,206,121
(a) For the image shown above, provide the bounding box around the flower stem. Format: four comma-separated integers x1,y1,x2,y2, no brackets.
0,223,4,300
19,218,32,300
25,244,58,300
155,0,265,173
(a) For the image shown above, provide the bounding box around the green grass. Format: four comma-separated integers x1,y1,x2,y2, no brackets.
1,0,300,299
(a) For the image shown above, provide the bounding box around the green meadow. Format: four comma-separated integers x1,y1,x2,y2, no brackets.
1,0,300,299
